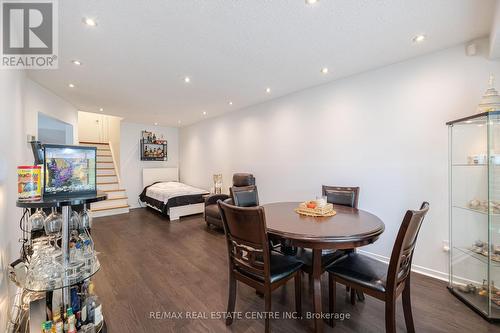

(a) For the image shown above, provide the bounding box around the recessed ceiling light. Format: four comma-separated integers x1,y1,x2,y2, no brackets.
178,120,182,124
154,122,158,126
202,111,207,116
305,0,319,4
412,34,426,43
265,88,271,94
184,76,191,83
99,107,104,112
83,18,97,27
68,83,75,88
321,67,329,74
72,60,82,66
228,101,233,105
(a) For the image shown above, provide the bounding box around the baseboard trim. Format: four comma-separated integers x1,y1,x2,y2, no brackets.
358,249,449,283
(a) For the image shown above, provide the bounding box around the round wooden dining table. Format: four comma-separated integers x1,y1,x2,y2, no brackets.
263,202,385,333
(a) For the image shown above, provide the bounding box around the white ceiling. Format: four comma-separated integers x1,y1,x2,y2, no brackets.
28,0,496,127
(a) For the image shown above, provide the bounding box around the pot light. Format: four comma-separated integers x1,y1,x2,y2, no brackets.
178,120,182,125
72,60,82,66
228,101,233,106
99,108,104,112
412,34,426,43
202,111,207,116
154,122,159,126
321,67,329,74
184,76,191,83
83,18,97,27
68,83,75,88
265,88,271,94
306,0,319,4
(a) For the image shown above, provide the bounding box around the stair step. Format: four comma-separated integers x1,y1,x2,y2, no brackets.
102,189,126,199
97,156,113,162
91,204,130,212
97,183,119,191
79,141,109,146
97,174,117,177
97,167,115,170
105,196,127,201
97,181,118,185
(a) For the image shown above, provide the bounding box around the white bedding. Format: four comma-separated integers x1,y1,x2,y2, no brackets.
145,181,209,204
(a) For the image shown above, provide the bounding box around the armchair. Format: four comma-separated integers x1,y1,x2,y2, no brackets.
204,173,256,229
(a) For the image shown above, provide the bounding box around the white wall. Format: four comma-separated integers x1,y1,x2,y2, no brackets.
180,43,500,279
78,111,122,169
120,122,179,208
0,70,26,331
25,79,78,147
0,76,78,329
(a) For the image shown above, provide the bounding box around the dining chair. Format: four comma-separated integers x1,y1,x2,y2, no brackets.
230,185,260,207
322,185,360,208
327,202,430,332
295,186,361,281
218,200,303,333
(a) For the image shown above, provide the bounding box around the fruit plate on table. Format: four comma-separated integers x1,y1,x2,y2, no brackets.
294,201,337,217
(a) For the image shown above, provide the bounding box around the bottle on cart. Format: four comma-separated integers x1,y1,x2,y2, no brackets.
42,321,52,333
70,287,82,329
84,281,103,325
54,320,63,333
66,307,77,333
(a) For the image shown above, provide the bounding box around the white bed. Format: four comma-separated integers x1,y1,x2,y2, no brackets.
141,168,209,221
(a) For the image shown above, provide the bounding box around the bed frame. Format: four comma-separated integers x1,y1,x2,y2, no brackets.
142,167,206,221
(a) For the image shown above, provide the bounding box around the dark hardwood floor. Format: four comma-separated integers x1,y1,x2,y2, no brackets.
92,208,500,333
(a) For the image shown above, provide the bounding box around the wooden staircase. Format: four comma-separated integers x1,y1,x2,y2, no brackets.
80,141,130,217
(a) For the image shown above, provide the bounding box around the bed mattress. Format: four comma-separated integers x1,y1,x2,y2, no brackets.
139,181,209,214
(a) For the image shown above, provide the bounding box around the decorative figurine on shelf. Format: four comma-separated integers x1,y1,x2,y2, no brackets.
477,74,500,113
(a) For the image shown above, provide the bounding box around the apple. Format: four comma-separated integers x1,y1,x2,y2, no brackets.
306,201,317,209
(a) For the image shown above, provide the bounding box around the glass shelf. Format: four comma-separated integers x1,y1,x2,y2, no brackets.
452,205,500,217
453,247,500,267
18,258,100,292
450,287,500,317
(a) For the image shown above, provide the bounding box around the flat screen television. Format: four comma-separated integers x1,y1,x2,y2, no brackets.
43,144,97,198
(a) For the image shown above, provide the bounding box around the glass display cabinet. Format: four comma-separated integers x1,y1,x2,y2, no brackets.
448,111,500,321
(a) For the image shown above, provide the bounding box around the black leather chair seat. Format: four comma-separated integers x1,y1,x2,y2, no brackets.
238,252,303,283
326,252,388,293
295,248,345,272
205,204,221,219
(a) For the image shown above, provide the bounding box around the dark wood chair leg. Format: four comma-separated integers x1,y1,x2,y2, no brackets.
295,272,302,317
264,288,272,333
328,273,336,327
350,288,356,305
402,283,415,333
385,299,396,333
346,285,350,293
226,274,237,325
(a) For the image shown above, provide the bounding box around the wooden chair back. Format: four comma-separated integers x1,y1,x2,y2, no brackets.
387,202,430,292
218,200,270,281
322,186,360,208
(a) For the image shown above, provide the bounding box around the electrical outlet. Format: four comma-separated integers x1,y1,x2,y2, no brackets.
443,240,450,252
